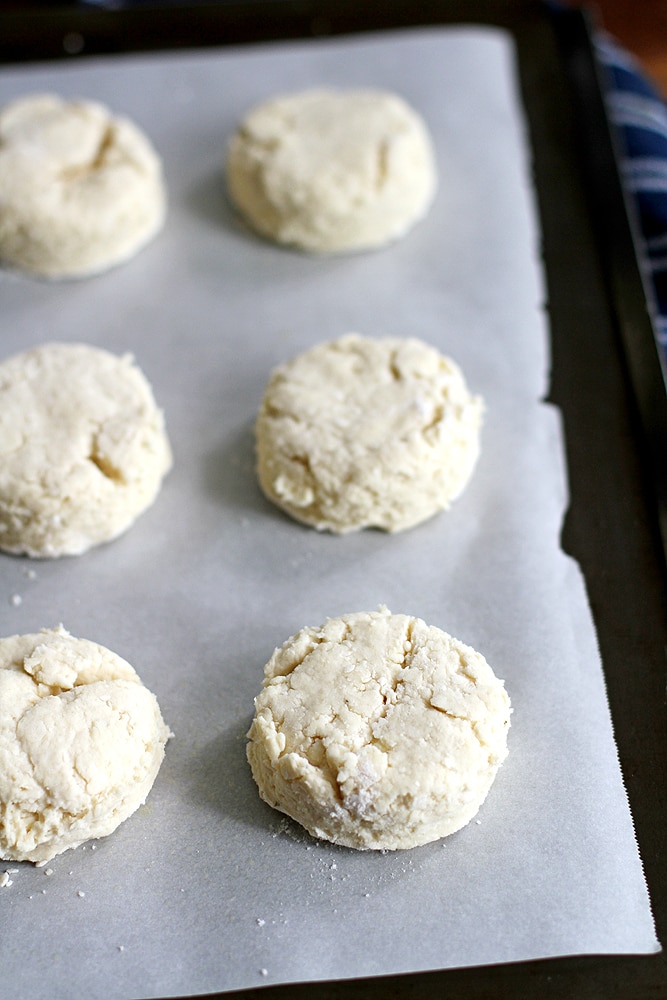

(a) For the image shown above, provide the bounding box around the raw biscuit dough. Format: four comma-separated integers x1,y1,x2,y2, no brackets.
256,334,483,533
0,93,166,277
247,609,511,851
0,626,171,864
226,88,437,252
0,342,172,557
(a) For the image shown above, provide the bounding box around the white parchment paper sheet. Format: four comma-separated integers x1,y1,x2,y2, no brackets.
0,26,660,1000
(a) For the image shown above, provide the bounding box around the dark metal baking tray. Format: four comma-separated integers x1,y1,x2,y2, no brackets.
1,1,666,998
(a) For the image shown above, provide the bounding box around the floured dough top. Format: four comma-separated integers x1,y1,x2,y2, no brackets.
0,626,171,864
256,334,483,533
0,342,172,557
247,609,511,851
226,88,437,252
0,93,166,277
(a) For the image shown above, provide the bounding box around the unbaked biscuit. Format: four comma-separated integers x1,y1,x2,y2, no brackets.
247,609,510,851
256,333,483,533
0,625,171,864
0,93,166,278
0,342,172,557
226,88,436,252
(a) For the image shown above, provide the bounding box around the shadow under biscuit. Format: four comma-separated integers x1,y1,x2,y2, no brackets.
202,421,270,516
186,169,235,233
186,716,265,829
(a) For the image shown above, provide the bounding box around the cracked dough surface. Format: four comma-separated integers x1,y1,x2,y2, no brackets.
0,626,171,864
247,609,511,851
226,88,437,252
256,334,483,533
0,93,166,277
0,342,172,557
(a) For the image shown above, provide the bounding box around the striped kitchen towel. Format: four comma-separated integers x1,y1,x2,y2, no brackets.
595,32,667,359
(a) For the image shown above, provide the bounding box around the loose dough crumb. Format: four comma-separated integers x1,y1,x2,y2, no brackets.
0,93,166,278
247,608,510,851
226,88,436,253
256,334,483,533
0,342,172,557
0,625,171,864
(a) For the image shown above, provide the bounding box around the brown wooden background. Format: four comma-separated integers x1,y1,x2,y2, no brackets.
571,0,667,95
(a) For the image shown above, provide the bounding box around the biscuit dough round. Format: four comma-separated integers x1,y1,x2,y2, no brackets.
256,334,483,533
0,342,172,557
247,609,511,851
0,626,171,864
0,93,166,277
226,88,437,252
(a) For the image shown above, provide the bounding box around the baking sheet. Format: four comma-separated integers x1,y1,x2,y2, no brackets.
0,25,659,1000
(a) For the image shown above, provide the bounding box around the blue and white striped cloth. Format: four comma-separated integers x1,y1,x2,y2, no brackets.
595,33,667,357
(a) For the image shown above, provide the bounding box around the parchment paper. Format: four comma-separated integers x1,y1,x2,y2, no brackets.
0,26,660,1000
